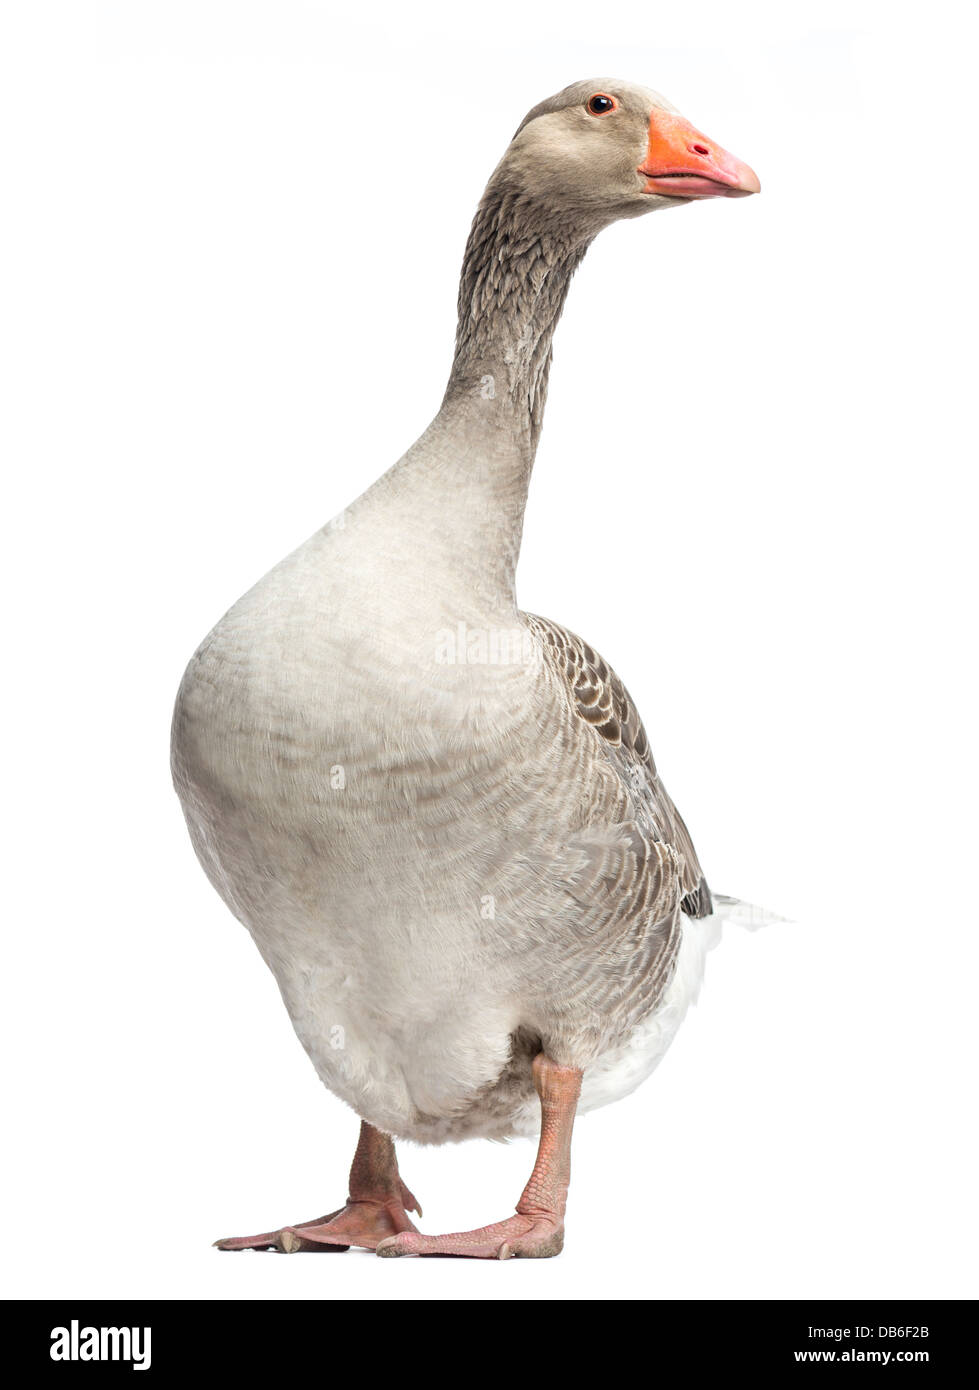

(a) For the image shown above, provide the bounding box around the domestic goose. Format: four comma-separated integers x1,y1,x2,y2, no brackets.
172,79,760,1259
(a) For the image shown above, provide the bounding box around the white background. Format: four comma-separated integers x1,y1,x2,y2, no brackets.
2,0,976,1302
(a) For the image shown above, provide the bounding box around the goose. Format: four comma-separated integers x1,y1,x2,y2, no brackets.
171,79,760,1260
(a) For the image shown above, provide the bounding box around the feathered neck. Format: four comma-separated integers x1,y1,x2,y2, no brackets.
355,183,596,614
444,183,593,451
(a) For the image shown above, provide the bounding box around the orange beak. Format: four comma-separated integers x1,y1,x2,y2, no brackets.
638,110,760,199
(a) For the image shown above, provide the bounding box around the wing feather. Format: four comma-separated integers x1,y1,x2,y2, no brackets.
526,612,712,918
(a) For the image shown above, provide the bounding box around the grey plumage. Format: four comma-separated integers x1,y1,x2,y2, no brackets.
172,79,754,1149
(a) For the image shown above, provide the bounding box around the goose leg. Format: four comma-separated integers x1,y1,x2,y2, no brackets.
214,1121,421,1252
376,1053,582,1260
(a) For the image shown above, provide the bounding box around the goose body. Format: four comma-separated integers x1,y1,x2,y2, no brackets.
172,491,713,1144
172,80,760,1255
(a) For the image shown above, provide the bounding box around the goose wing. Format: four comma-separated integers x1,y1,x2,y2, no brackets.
525,612,712,919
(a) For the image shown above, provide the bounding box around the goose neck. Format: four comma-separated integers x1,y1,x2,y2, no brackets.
445,186,592,449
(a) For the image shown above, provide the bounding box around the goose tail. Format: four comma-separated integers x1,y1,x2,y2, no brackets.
708,892,788,932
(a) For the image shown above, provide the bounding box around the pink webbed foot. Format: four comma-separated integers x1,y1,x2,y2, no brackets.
214,1209,345,1252
214,1123,421,1253
378,1054,582,1262
216,1187,421,1253
377,1212,563,1260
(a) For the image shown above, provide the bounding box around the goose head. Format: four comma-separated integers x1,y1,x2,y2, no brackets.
493,78,760,230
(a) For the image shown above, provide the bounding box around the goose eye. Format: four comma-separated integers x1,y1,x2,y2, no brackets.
587,94,617,116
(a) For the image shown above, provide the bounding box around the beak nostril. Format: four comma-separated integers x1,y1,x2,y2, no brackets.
692,143,710,156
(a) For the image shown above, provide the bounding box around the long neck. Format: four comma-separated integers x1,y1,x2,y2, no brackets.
445,185,592,451
357,185,593,614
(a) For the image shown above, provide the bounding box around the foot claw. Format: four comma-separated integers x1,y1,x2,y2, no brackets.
400,1183,423,1219
277,1227,350,1253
